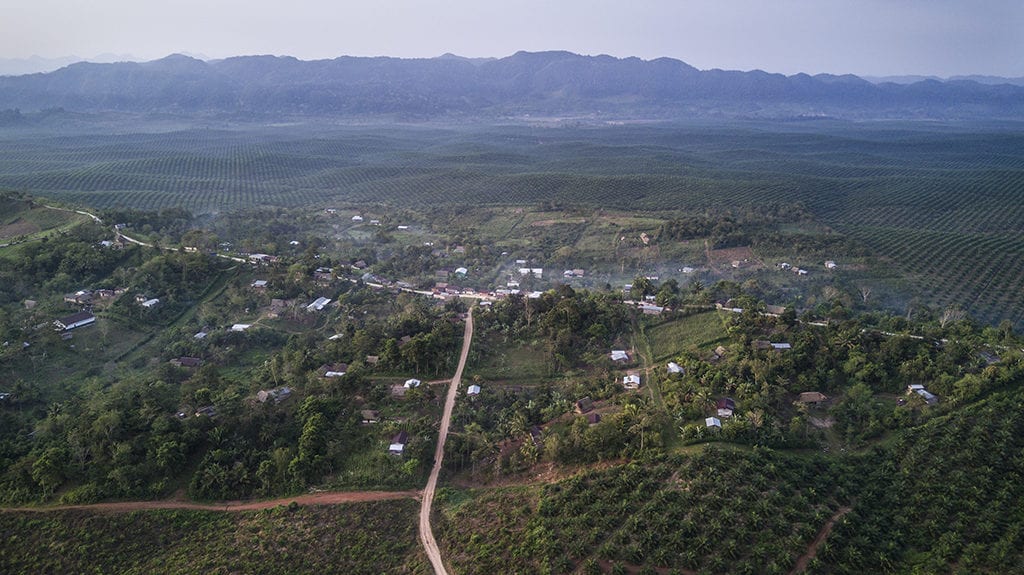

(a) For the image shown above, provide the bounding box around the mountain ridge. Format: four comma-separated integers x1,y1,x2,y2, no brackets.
1,50,1022,120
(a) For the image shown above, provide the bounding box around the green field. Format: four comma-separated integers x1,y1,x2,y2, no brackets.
646,311,729,361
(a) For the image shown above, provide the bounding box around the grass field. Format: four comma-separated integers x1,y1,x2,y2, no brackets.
646,311,729,361
2,119,1023,326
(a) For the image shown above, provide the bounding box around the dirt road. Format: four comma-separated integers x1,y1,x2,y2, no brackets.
419,307,473,575
789,506,852,574
1,490,420,514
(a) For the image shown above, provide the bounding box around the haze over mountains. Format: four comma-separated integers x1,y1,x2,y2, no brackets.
2,50,1023,121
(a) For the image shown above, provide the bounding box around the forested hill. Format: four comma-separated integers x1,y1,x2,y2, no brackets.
2,51,1023,120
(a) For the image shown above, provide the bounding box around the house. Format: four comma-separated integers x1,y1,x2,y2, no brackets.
705,417,722,429
64,290,94,305
467,384,481,396
251,280,268,289
306,297,332,312
257,387,292,404
825,261,837,269
667,362,684,375
170,357,203,368
248,253,277,265
328,334,344,341
365,355,380,366
389,431,409,454
231,324,251,332
518,267,543,278
352,215,364,222
321,363,348,378
797,391,828,404
623,373,641,389
404,378,422,388
452,245,466,254
714,346,728,358
610,350,630,362
771,342,792,350
765,305,787,316
397,225,409,230
194,330,208,339
23,300,37,309
54,311,96,331
907,385,938,405
353,260,368,269
370,220,381,225
195,405,218,418
575,397,594,414
717,397,736,418
455,267,468,276
141,298,160,308
361,410,381,424
752,340,773,351
268,299,288,318
586,412,601,425
313,267,334,281
640,303,664,315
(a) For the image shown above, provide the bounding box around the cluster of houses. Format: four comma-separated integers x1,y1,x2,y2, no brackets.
63,287,125,306
777,262,809,276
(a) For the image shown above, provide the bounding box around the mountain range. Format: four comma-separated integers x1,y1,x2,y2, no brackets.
1,51,1022,120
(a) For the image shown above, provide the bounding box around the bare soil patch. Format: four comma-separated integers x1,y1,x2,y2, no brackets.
530,217,587,227
0,218,39,239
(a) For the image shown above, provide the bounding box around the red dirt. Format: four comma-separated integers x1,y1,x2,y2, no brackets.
1,490,420,514
790,506,852,574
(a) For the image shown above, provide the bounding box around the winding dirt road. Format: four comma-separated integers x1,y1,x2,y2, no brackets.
419,307,473,575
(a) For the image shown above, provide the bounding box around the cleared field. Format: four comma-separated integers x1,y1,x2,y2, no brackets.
647,311,729,361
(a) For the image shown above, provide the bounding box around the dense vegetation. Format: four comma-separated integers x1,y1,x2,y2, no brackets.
0,500,430,574
437,385,1024,574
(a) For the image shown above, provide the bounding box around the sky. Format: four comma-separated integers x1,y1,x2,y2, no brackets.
3,0,1023,77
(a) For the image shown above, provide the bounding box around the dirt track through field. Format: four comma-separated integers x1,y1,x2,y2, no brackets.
419,307,473,575
1,490,420,514
790,506,852,574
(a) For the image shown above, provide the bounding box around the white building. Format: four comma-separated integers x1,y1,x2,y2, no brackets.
306,297,332,312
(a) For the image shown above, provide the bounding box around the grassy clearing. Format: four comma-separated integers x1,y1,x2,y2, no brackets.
646,311,729,362
470,338,554,384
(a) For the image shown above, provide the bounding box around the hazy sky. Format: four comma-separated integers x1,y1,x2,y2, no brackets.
4,0,1022,77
